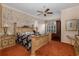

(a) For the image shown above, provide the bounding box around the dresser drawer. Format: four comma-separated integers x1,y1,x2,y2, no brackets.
8,39,15,47
1,35,16,49
2,39,9,48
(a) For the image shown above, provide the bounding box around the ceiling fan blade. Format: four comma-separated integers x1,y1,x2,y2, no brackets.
47,12,53,14
37,10,43,14
37,14,41,15
45,8,50,12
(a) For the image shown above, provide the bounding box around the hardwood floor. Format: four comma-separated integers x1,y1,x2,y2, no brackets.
36,41,76,56
0,44,30,56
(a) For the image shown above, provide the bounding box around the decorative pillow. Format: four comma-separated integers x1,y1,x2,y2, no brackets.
22,32,34,35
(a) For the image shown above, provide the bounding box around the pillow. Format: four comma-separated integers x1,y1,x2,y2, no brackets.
22,32,34,35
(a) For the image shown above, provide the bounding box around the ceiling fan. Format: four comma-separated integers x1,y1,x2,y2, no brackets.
37,8,53,16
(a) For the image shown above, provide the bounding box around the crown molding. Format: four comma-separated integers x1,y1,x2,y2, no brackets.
1,3,40,20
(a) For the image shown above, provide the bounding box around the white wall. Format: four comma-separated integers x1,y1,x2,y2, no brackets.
61,6,79,44
38,23,45,34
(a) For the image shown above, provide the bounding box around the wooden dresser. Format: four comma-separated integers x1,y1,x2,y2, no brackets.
0,35,16,49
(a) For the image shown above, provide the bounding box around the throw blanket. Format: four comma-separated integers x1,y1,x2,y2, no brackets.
16,34,32,51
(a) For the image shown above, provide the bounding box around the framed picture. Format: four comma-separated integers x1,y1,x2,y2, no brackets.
66,19,77,31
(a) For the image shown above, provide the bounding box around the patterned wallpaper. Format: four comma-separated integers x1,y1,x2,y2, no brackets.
2,5,36,34
0,4,2,27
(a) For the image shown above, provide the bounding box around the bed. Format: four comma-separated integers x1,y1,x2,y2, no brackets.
14,27,49,54
14,24,52,55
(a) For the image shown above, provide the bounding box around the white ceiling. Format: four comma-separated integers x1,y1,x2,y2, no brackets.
4,3,79,19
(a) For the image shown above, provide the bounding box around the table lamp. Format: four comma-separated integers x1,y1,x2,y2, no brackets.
3,24,8,35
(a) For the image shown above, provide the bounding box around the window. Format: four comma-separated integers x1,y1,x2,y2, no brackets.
45,20,56,33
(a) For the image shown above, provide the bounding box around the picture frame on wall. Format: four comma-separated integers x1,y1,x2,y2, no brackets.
66,19,77,31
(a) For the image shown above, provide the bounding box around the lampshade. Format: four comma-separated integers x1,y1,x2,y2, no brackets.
34,21,38,28
3,24,8,27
